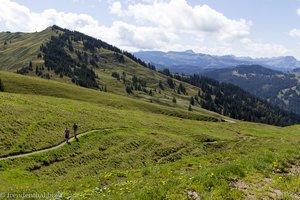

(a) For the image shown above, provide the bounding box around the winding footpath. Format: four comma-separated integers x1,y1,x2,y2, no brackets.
0,119,234,161
0,128,113,161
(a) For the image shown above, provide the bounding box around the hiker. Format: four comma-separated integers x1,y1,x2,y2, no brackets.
64,127,70,142
73,123,78,139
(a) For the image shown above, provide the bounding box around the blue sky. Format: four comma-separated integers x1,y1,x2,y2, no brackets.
1,0,300,58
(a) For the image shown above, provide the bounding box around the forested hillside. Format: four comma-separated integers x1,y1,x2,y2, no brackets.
202,65,300,115
160,70,300,126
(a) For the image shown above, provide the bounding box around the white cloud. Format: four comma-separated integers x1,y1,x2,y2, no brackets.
0,0,32,32
0,0,99,32
0,0,290,58
289,28,300,38
288,7,300,37
124,0,251,41
0,0,181,51
110,21,178,50
288,8,300,39
75,21,179,50
241,39,288,57
110,1,123,15
297,8,300,16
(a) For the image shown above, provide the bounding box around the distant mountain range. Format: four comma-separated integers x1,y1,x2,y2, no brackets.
134,50,300,73
292,67,300,73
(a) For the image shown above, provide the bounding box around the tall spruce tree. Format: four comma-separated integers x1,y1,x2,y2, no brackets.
188,104,192,111
190,97,195,105
0,79,4,91
159,81,164,90
172,97,177,103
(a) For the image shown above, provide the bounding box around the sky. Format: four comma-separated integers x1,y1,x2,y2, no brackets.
1,0,300,58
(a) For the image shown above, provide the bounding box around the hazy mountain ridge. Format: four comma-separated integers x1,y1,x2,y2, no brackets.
134,50,300,73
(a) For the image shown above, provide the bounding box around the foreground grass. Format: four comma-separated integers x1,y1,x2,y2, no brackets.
1,124,300,199
0,90,300,199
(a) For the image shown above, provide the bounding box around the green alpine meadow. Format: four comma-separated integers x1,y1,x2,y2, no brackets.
1,70,300,199
1,1,300,199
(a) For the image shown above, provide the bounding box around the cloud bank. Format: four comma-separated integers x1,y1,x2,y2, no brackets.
0,0,291,57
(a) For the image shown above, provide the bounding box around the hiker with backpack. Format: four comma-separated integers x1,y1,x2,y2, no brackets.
73,123,78,139
64,127,70,143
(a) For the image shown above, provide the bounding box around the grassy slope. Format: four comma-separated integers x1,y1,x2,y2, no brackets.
0,71,222,120
0,72,300,199
0,71,221,157
1,95,300,199
0,27,227,115
0,28,54,71
68,40,214,112
95,50,199,109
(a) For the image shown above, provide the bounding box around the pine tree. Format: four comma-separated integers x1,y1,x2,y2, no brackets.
199,99,204,107
190,97,195,105
122,72,126,83
172,97,177,103
132,75,138,84
188,104,192,111
162,68,172,76
149,90,154,96
126,86,133,94
179,83,187,95
167,78,175,89
177,88,181,94
0,79,4,91
159,81,164,90
112,72,120,80
29,61,33,71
